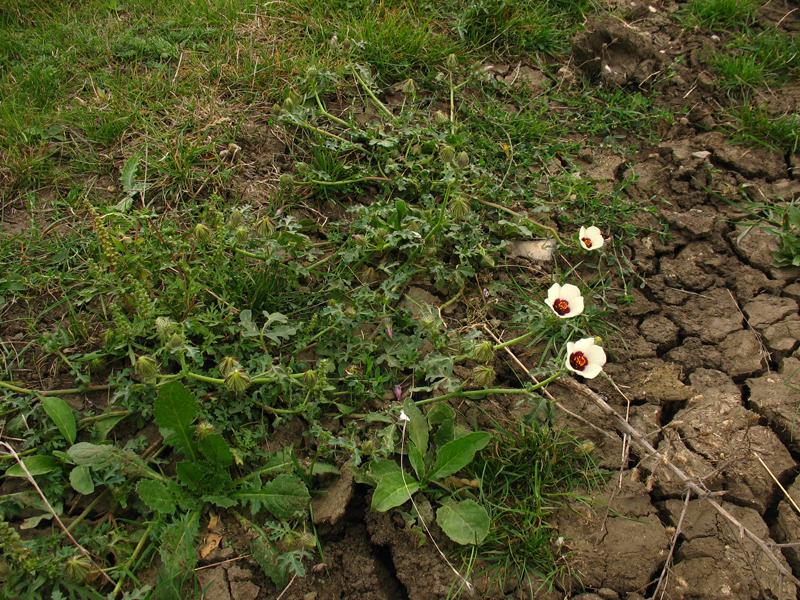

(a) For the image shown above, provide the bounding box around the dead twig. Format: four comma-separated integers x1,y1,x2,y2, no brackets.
654,489,691,599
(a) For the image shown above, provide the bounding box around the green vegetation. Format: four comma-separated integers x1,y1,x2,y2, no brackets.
683,0,758,29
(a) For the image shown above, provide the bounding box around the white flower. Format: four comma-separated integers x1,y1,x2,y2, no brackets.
546,283,584,318
399,410,410,422
579,226,604,251
565,337,607,379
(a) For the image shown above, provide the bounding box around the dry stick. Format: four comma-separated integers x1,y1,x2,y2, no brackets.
482,325,614,440
275,573,297,600
0,441,115,586
194,554,252,572
753,451,800,516
555,377,800,587
654,489,691,600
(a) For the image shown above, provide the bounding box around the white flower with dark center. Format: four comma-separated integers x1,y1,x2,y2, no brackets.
546,283,584,318
579,226,604,251
565,337,607,379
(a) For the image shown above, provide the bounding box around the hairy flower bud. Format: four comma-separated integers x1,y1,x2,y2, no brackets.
155,316,176,339
449,195,470,220
471,341,495,363
433,110,449,124
303,369,317,387
218,356,241,377
194,223,211,243
225,368,251,395
255,216,274,237
455,151,469,168
400,78,416,96
195,421,215,438
446,53,458,69
228,210,244,228
165,332,183,350
135,355,158,383
471,364,496,388
439,145,456,164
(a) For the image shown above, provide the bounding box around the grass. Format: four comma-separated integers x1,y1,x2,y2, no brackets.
683,0,758,29
0,0,722,597
713,30,800,95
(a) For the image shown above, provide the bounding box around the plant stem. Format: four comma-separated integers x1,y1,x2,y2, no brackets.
112,521,154,598
493,330,534,350
415,371,563,407
0,380,112,397
351,65,394,120
305,176,388,187
476,199,564,245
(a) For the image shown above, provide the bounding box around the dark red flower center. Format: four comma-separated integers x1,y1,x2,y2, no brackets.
581,237,593,248
569,351,588,371
553,298,570,315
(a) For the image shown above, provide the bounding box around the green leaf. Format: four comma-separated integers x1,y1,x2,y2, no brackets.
436,499,489,545
427,403,454,427
4,455,59,478
69,466,95,495
371,470,419,512
154,382,198,459
403,399,428,458
137,480,177,514
67,442,116,467
120,152,141,196
93,412,128,440
235,474,310,518
41,396,77,444
428,432,491,481
198,434,232,468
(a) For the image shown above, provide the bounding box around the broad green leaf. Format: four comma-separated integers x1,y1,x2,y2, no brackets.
403,399,428,458
202,494,238,509
428,432,491,481
4,455,59,478
198,434,233,468
93,412,128,440
176,461,207,493
426,403,454,427
120,152,140,196
137,480,177,515
235,474,310,519
67,442,116,467
69,466,95,495
41,396,76,444
154,382,198,459
408,443,426,480
436,499,489,545
371,470,419,512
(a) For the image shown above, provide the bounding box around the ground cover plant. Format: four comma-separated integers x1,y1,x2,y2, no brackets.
2,0,799,598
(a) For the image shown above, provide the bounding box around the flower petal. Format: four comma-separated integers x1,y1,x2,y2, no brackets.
581,363,603,379
560,284,582,302
546,283,561,304
569,295,585,317
572,337,596,353
584,344,607,367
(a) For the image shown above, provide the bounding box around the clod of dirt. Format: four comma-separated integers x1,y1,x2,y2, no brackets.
605,359,692,404
572,17,663,87
702,133,786,181
366,509,454,600
661,207,719,238
721,257,785,301
784,282,800,300
666,337,724,373
197,567,231,600
747,357,800,452
666,288,743,343
554,474,670,594
662,243,726,292
731,225,800,280
312,467,354,527
625,289,660,317
639,315,679,351
578,152,626,184
501,64,548,93
761,317,800,354
507,239,556,261
230,580,260,600
718,329,766,378
400,286,441,319
663,499,796,599
773,477,800,573
743,294,798,329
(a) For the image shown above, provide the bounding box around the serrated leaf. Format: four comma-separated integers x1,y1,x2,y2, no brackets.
41,396,76,444
137,480,177,514
235,474,310,518
4,455,59,478
198,434,232,468
154,382,198,459
69,466,95,495
428,432,491,481
436,499,489,545
370,470,419,512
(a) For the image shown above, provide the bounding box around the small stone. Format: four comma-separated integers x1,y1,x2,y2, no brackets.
691,150,711,159
227,565,253,581
230,580,260,600
303,594,318,600
598,588,620,599
762,317,800,353
507,239,556,261
743,294,798,329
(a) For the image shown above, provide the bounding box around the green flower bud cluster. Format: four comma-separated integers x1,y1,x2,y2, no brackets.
0,520,35,574
84,200,119,269
135,355,159,383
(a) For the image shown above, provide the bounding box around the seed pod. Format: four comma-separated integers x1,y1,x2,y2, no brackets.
471,341,495,363
455,151,469,168
165,332,183,350
449,195,470,220
155,316,176,339
225,368,251,395
218,356,241,377
433,110,449,124
439,145,456,164
135,355,158,382
471,364,496,388
194,223,211,243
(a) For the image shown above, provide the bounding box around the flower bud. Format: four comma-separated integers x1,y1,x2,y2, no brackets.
578,440,596,454
455,151,469,168
135,355,158,382
196,421,215,438
255,216,274,237
449,195,470,220
303,369,317,387
218,356,241,377
446,53,458,69
471,341,495,363
471,364,496,388
434,110,449,124
65,554,92,583
400,78,416,96
439,145,456,163
194,223,211,243
228,210,244,228
283,95,296,111
165,332,183,350
279,173,295,188
155,316,176,339
225,368,251,395
234,225,249,242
